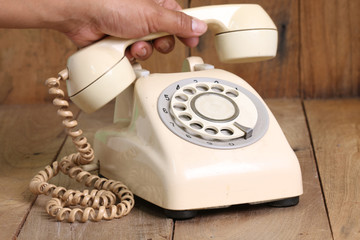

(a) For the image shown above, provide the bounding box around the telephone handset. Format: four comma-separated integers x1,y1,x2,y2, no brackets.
30,4,303,222
66,4,278,113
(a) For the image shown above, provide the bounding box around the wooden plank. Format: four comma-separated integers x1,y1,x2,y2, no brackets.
0,29,76,104
300,0,360,98
173,99,332,240
0,104,78,240
18,102,174,240
190,0,300,98
19,195,173,240
304,99,360,240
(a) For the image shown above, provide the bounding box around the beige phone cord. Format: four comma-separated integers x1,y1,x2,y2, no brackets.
29,69,134,222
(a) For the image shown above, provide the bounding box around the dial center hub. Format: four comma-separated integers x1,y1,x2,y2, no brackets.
191,93,238,122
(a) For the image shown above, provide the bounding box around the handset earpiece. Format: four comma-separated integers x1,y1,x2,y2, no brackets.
182,4,278,63
66,4,277,113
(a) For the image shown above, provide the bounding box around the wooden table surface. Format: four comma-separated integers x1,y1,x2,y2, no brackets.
0,98,359,240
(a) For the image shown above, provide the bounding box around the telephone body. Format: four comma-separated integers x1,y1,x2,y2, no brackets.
44,4,303,219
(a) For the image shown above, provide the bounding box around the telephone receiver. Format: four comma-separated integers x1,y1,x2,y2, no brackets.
66,4,278,113
30,4,303,222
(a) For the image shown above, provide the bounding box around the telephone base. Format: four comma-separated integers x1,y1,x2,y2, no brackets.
100,171,299,218
267,196,300,208
163,209,198,220
157,196,300,219
162,196,300,219
95,68,303,215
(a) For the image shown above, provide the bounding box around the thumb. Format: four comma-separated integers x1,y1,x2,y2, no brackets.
154,9,207,38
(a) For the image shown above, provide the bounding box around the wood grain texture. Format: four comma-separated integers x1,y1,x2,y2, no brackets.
0,29,76,104
300,0,360,98
19,195,173,240
0,104,79,240
173,99,332,240
304,99,360,240
190,0,300,98
18,102,174,240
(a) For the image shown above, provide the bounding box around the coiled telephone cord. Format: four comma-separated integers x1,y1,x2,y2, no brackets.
29,69,135,222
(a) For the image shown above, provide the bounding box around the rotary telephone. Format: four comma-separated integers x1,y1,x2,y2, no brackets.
30,4,303,222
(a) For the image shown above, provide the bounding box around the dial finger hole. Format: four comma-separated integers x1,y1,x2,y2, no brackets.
190,122,203,130
179,114,192,121
220,128,234,136
211,84,224,92
196,84,209,92
175,94,188,102
173,103,186,111
183,87,196,95
225,90,239,98
205,127,218,135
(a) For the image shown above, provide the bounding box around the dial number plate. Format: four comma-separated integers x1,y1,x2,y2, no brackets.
157,78,269,149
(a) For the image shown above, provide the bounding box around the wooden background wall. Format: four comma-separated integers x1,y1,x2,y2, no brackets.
0,0,358,105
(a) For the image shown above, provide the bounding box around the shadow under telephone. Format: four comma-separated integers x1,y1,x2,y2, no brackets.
30,4,303,222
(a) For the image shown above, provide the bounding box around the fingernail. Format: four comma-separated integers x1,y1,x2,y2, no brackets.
137,47,147,57
159,41,171,52
192,18,207,33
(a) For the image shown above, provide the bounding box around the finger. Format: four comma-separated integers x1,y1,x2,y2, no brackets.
152,8,207,38
153,0,182,10
66,31,106,48
178,36,200,48
153,35,175,54
130,41,153,61
125,49,136,64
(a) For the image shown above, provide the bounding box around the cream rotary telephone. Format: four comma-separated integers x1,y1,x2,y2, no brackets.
30,4,303,222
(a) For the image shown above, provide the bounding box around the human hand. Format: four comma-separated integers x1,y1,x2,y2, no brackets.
0,0,207,61
60,0,208,62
